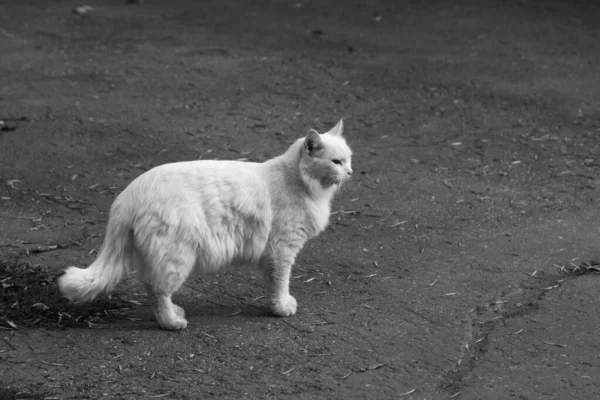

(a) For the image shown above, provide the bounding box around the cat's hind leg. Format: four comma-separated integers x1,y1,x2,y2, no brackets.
145,284,187,328
140,240,196,331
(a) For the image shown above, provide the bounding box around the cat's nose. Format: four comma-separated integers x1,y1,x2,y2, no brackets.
347,168,353,176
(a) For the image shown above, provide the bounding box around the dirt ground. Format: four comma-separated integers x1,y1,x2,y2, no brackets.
1,0,600,399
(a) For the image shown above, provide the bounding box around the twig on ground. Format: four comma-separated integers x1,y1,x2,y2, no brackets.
40,360,68,367
281,366,296,375
542,341,565,348
399,389,416,396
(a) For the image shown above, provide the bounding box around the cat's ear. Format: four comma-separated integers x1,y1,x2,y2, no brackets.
326,119,344,137
305,129,324,154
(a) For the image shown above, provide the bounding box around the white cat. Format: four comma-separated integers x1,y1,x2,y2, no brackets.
59,120,353,330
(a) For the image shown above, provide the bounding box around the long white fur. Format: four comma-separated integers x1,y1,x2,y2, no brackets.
58,120,352,330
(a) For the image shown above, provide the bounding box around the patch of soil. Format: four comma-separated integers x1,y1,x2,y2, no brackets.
0,258,132,330
0,387,48,400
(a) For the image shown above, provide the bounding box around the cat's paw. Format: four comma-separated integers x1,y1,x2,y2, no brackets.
270,295,297,317
155,306,188,330
157,315,188,331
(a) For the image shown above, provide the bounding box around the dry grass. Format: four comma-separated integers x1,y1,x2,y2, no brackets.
556,259,600,277
0,258,132,330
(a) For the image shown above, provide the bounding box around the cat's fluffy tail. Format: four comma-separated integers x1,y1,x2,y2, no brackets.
59,205,132,302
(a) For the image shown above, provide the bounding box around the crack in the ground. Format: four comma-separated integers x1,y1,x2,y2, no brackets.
438,271,563,395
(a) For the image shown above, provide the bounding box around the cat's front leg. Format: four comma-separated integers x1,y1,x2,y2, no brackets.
260,253,297,317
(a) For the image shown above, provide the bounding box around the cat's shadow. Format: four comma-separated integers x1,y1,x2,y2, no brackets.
180,301,269,319
114,301,271,331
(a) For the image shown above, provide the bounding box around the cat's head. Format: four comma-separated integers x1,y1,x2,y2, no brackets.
299,119,353,191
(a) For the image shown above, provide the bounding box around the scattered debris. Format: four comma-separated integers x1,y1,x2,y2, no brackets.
543,285,559,290
0,29,27,44
331,209,360,216
542,340,566,348
72,5,95,15
556,259,600,276
6,179,20,189
0,116,28,132
281,366,296,375
441,179,453,188
359,363,386,372
368,363,386,370
40,360,68,367
0,258,132,329
390,220,406,228
201,331,216,340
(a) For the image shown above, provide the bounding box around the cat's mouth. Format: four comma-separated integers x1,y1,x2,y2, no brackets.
322,175,349,188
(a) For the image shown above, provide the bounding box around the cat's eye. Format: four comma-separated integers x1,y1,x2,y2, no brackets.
332,159,342,165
